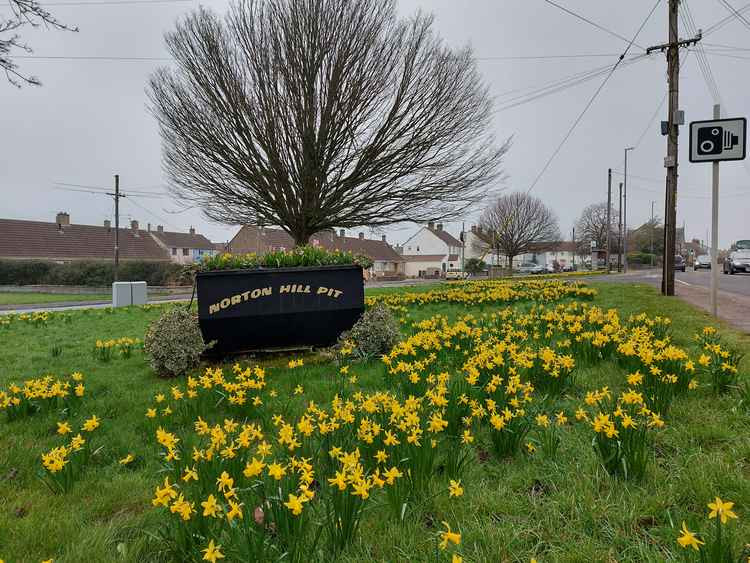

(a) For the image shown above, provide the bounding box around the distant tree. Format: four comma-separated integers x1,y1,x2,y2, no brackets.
475,192,560,271
1,1,78,87
630,217,663,255
149,0,509,246
575,202,617,256
464,257,486,275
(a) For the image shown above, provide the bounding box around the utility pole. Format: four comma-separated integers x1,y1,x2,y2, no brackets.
624,147,634,273
461,221,466,272
618,182,623,272
606,168,612,272
113,174,120,282
572,227,576,270
650,200,655,267
647,0,701,295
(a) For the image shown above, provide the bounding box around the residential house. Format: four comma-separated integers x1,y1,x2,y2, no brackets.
401,222,463,277
518,241,578,270
461,225,577,270
228,225,405,279
149,225,218,264
0,213,170,262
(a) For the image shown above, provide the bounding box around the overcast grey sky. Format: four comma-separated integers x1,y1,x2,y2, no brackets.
2,0,749,248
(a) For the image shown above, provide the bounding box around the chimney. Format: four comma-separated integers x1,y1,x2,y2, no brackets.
56,212,70,227
189,226,195,235
157,225,164,233
104,219,111,231
147,223,151,232
131,220,139,232
381,235,387,242
339,229,345,237
358,232,364,240
428,221,435,230
437,223,443,231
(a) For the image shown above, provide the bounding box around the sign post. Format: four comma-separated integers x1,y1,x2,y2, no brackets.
689,113,746,317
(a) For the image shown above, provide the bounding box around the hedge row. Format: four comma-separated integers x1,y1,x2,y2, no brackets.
0,260,185,287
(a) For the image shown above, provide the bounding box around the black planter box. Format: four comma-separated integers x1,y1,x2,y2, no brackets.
197,264,364,355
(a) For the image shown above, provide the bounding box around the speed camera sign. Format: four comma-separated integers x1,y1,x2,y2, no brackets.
689,117,746,162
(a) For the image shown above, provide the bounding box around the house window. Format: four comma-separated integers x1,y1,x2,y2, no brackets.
183,248,189,256
171,248,177,256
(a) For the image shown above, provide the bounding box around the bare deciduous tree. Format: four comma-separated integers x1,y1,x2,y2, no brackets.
1,0,77,87
575,202,617,256
148,0,508,246
475,192,560,270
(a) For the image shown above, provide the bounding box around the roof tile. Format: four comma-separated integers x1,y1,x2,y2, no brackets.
0,218,171,261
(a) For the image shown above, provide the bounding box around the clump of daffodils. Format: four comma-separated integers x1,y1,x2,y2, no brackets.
0,372,85,421
40,414,100,493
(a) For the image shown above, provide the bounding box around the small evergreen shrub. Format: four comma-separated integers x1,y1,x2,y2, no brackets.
144,307,208,377
340,304,400,359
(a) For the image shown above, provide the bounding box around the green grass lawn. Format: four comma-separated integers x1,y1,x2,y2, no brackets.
0,292,111,306
0,282,748,562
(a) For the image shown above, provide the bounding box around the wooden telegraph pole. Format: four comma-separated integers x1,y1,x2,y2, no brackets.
647,0,701,295
113,174,120,282
606,168,612,272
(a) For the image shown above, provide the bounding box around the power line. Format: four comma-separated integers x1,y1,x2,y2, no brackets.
633,91,667,150
611,169,750,193
704,1,750,35
54,182,166,197
494,54,651,113
125,196,182,232
477,53,621,61
717,0,750,32
541,0,647,51
703,41,750,50
16,52,626,64
682,1,722,104
15,55,172,61
527,0,661,194
700,49,750,59
41,0,191,5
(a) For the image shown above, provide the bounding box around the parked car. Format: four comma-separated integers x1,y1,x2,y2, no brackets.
562,264,576,272
518,262,546,275
723,249,750,274
445,270,470,280
694,254,712,270
674,255,686,272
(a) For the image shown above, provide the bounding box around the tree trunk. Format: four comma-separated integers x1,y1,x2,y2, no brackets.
507,254,515,277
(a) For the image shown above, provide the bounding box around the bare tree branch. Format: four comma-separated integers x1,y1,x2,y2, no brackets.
475,191,560,268
0,0,78,87
574,202,617,256
148,0,509,245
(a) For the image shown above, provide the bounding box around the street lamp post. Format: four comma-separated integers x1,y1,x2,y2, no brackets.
624,147,634,273
650,200,655,267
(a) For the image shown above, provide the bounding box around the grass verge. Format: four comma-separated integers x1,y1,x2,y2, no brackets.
0,282,748,562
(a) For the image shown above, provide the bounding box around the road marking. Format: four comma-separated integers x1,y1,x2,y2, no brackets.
676,279,692,287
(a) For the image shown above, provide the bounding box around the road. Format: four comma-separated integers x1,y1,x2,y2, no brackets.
598,268,750,297
0,278,439,315
594,268,750,333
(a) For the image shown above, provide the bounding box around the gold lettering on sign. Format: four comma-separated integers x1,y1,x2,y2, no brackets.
316,286,344,298
208,282,346,315
208,286,274,315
